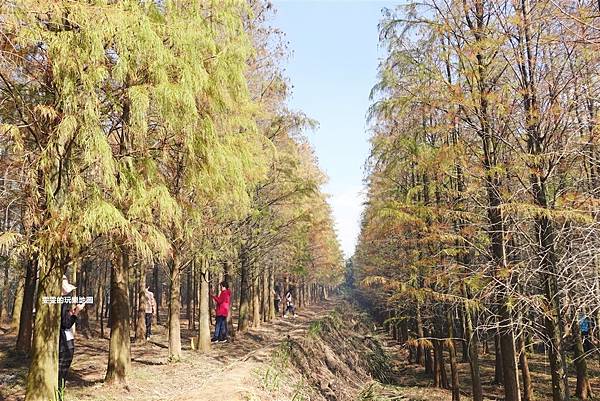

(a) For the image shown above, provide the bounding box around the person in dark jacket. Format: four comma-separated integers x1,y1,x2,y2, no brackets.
274,286,281,315
58,276,84,397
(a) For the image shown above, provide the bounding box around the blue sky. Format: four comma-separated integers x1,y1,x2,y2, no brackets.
272,0,397,257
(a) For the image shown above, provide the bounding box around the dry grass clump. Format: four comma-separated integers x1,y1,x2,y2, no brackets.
278,304,395,401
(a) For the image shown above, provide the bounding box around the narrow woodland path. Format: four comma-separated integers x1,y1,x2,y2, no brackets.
85,300,335,401
166,301,333,401
62,298,336,401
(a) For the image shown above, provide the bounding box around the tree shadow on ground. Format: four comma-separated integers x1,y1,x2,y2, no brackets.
68,370,104,387
131,358,165,366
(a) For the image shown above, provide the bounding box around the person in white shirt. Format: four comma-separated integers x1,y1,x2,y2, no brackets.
144,287,156,340
284,288,296,318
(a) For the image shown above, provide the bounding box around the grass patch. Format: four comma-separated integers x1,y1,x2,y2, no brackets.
258,339,293,391
307,321,322,338
358,382,409,401
291,377,313,401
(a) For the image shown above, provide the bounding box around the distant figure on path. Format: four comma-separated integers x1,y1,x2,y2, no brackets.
284,288,296,318
580,314,593,352
274,286,281,314
59,275,84,399
145,287,156,340
211,281,231,343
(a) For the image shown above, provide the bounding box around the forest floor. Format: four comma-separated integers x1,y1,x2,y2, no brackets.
2,298,600,401
379,332,600,401
1,299,338,401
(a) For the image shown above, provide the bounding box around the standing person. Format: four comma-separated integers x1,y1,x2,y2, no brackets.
145,287,156,340
284,288,296,318
211,281,231,343
58,275,84,399
580,314,593,352
274,286,281,315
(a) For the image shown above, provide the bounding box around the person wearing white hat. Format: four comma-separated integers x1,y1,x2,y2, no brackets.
58,275,84,398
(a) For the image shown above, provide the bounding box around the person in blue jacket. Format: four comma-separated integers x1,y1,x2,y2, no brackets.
579,314,593,352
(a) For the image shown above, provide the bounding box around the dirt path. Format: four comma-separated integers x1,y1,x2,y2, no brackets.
1,299,336,401
162,302,330,401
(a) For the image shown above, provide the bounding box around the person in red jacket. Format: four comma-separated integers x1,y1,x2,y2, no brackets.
211,281,231,343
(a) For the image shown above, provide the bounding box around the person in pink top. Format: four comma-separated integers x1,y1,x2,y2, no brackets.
211,281,231,343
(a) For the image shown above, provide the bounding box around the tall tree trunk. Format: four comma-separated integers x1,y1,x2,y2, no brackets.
301,280,307,307
464,300,483,401
518,330,534,401
186,264,192,323
223,260,234,336
189,261,196,330
248,273,254,325
0,261,9,321
77,308,91,339
252,270,261,327
128,276,135,335
517,0,568,398
305,281,310,306
300,279,306,308
168,255,182,362
135,266,147,342
424,342,434,375
16,257,37,353
536,220,568,401
268,266,275,321
75,262,91,339
416,301,425,365
462,0,520,397
95,268,102,322
499,303,521,401
447,309,460,401
105,246,131,384
238,247,250,333
433,338,449,389
494,333,504,385
262,267,269,322
573,318,591,400
153,263,161,325
11,273,24,329
400,316,409,343
459,308,469,363
487,182,520,400
24,253,63,401
440,343,449,390
196,257,210,353
99,263,106,339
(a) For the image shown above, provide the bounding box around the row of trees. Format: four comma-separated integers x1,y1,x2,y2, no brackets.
0,1,343,400
355,1,600,401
